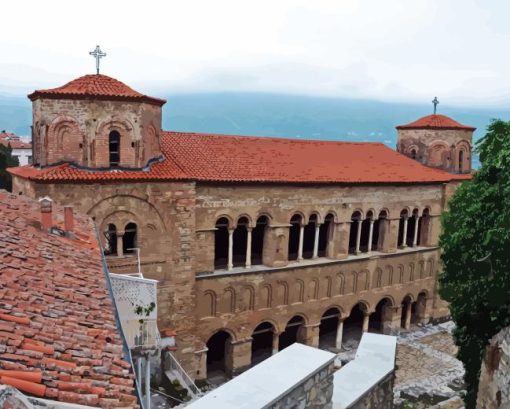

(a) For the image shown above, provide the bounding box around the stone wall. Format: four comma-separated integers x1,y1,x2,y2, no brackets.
269,361,335,409
476,326,510,409
348,372,394,409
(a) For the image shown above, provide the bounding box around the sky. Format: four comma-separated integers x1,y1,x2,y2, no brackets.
2,0,510,105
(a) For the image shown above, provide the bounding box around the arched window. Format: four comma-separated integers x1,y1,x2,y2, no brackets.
123,223,137,254
419,208,430,246
458,150,464,173
104,223,117,256
349,211,362,254
372,210,388,251
302,214,318,259
411,149,417,160
288,214,302,261
318,214,334,257
398,209,408,248
406,209,419,247
252,216,268,266
359,211,373,253
233,217,249,267
214,217,230,269
109,130,120,167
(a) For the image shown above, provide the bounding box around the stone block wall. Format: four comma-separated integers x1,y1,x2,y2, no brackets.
476,326,510,409
269,361,335,409
348,371,395,409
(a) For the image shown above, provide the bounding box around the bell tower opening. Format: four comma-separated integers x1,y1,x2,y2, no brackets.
109,130,120,167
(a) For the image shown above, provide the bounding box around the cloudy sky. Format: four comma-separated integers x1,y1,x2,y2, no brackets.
1,0,510,105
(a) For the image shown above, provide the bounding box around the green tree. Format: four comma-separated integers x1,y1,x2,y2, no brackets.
0,143,19,191
439,119,510,409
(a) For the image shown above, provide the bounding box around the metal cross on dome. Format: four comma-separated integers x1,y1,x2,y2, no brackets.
432,96,439,114
89,45,106,75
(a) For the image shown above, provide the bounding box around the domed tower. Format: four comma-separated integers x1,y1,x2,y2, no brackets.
28,74,166,169
396,109,476,174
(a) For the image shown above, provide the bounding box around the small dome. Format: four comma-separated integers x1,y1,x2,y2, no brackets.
396,114,475,131
28,74,166,106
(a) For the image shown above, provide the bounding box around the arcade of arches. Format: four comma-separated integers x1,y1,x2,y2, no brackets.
202,291,430,380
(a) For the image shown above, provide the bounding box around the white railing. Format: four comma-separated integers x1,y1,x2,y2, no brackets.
124,319,161,350
164,351,202,399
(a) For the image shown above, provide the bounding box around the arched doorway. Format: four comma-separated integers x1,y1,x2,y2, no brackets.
251,216,268,266
369,298,393,333
279,315,305,351
343,303,366,344
214,217,229,269
251,322,275,366
319,308,341,350
206,330,232,380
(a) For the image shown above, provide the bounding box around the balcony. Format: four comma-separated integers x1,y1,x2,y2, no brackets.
109,272,160,351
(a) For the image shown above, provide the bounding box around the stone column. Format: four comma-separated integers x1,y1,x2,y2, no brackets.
335,222,350,259
413,216,420,247
335,319,344,350
382,305,402,336
312,223,321,259
402,217,408,248
227,228,234,270
246,227,252,268
229,338,252,377
362,313,370,333
302,323,320,347
194,348,208,381
298,225,304,261
367,219,375,254
117,233,124,257
272,332,279,355
404,303,412,330
355,219,362,254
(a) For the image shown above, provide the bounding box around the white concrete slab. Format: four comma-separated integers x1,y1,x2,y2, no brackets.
332,333,397,409
187,343,336,409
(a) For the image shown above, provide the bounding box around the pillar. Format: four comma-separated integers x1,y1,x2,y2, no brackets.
312,223,320,259
334,222,350,259
227,228,234,270
298,225,304,261
355,219,362,254
335,319,344,350
246,228,252,268
367,219,375,254
402,217,408,248
272,332,279,355
302,323,320,348
230,338,252,376
362,313,370,333
404,303,412,330
117,233,124,257
382,305,402,336
412,216,420,247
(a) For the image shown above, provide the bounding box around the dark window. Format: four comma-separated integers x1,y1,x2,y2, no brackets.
109,130,120,167
411,149,417,160
288,214,302,261
458,150,464,173
214,217,229,269
104,223,118,256
123,222,137,254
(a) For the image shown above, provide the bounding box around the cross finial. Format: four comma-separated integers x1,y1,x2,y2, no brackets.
89,45,106,75
432,96,439,115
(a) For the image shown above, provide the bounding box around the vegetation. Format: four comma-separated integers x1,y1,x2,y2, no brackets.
439,119,510,408
0,143,18,191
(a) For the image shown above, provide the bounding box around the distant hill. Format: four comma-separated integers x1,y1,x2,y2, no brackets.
3,92,510,168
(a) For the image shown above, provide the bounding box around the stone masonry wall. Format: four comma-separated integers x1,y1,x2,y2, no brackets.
269,361,335,409
348,371,395,409
476,326,510,409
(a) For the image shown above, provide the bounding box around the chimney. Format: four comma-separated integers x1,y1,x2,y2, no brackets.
39,197,53,230
64,206,74,235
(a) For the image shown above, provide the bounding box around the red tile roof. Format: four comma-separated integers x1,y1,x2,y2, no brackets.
0,132,31,150
0,191,138,408
9,131,472,184
28,74,166,107
396,114,476,131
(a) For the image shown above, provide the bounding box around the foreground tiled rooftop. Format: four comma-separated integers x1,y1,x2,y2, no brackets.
0,191,138,408
9,131,472,184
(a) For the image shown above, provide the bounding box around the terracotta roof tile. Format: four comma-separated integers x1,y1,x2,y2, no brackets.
9,131,472,184
0,191,138,408
28,74,166,106
396,114,476,130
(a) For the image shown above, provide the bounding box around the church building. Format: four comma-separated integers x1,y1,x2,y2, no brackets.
9,71,474,381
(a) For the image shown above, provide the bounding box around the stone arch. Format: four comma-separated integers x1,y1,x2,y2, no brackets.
251,321,277,366
288,213,304,261
337,273,345,295
397,264,405,284
455,139,471,173
260,284,272,309
409,262,415,282
234,213,253,228
294,279,304,303
428,140,451,169
401,293,415,304
205,328,236,379
279,315,307,351
324,276,333,298
222,287,236,314
239,286,255,312
308,211,322,224
203,290,217,317
48,115,82,165
319,306,342,349
369,296,396,334
356,270,369,292
324,210,339,223
308,278,319,300
95,118,136,168
343,301,369,342
277,281,289,306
